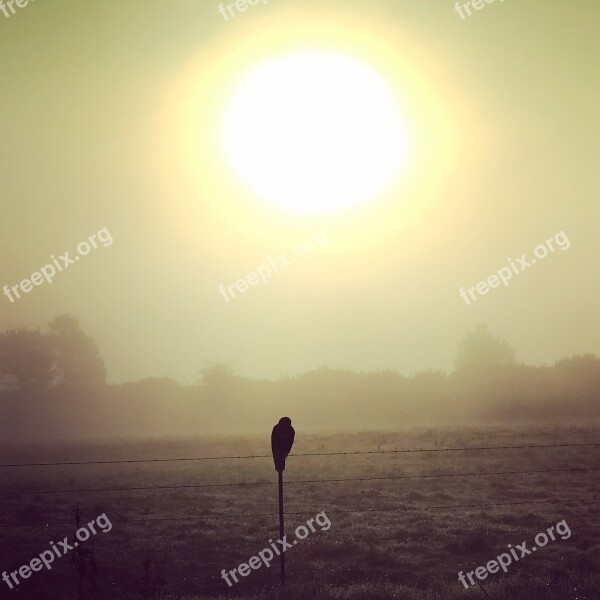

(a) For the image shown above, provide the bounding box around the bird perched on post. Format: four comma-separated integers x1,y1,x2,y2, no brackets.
271,417,295,472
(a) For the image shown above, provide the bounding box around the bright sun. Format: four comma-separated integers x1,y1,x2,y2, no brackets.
221,50,409,215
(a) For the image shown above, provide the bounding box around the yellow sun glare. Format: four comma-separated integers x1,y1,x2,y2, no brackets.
221,50,409,215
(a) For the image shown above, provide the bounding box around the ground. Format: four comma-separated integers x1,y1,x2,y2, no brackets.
0,425,598,599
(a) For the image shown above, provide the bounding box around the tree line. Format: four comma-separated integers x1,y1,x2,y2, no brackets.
0,319,598,441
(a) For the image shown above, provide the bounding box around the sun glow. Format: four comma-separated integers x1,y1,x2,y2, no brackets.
221,50,409,215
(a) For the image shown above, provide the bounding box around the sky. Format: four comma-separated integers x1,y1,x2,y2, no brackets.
0,0,598,384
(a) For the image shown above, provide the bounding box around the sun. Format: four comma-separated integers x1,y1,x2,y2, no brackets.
221,50,409,215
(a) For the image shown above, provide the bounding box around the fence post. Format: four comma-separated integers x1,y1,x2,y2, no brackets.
278,470,286,585
73,504,84,600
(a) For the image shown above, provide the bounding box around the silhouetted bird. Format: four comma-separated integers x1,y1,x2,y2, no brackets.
271,417,295,472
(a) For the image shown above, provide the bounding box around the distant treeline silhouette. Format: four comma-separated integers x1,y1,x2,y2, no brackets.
0,319,598,441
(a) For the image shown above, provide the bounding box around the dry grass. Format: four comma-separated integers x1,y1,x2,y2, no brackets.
0,425,599,599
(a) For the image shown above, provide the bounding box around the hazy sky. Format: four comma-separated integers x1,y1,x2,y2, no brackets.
1,0,598,383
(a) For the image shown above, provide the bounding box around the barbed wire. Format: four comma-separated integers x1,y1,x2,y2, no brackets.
1,441,599,468
1,496,597,530
0,451,598,596
3,465,598,497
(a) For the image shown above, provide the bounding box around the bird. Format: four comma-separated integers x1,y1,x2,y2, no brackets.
271,417,295,472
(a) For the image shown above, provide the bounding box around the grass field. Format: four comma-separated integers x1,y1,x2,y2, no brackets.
1,426,599,600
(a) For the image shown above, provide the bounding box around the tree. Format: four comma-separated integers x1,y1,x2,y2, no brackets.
197,362,237,402
49,315,107,386
0,328,55,393
454,324,516,373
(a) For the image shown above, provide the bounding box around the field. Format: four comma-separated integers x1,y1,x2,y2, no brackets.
1,426,599,600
